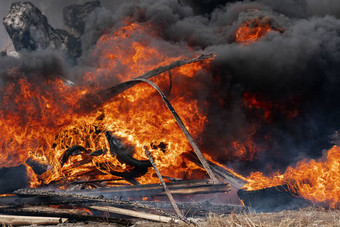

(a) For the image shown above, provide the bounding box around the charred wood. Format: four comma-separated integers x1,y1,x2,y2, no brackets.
0,195,246,220
65,179,230,200
14,188,181,221
4,206,87,218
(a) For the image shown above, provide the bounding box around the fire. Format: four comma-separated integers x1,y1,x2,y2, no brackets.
244,146,340,208
0,194,15,197
235,18,280,45
49,205,93,215
0,20,211,187
243,92,298,121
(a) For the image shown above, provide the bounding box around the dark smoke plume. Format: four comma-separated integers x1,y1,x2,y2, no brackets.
1,0,340,176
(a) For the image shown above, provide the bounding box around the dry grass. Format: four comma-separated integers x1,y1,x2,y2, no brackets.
39,208,340,226
198,208,340,227
132,208,340,227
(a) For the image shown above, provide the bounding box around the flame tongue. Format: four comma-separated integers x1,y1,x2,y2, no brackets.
235,18,282,45
244,146,340,208
0,21,211,187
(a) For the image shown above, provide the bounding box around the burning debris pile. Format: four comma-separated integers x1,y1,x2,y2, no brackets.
0,0,339,224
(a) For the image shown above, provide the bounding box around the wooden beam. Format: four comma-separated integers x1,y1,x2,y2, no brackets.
89,205,182,223
0,214,67,226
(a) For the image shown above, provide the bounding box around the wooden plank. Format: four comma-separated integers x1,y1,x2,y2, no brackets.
14,189,180,220
0,206,131,225
144,146,184,219
69,179,230,199
73,179,213,193
0,214,67,226
89,205,182,223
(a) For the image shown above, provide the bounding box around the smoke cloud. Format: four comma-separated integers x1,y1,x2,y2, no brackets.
1,0,340,175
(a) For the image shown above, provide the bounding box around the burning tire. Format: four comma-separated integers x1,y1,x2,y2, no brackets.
237,184,312,212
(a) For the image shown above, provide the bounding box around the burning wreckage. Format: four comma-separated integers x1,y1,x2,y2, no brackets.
0,0,339,225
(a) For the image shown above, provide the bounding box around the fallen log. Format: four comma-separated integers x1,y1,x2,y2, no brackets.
0,214,67,226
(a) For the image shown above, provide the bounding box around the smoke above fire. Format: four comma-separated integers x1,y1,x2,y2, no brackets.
0,0,339,207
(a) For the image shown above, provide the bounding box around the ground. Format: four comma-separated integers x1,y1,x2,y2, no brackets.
42,207,340,227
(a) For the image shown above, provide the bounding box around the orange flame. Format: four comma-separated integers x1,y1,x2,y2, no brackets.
243,92,298,121
0,21,211,187
235,18,279,45
244,146,340,208
49,205,93,215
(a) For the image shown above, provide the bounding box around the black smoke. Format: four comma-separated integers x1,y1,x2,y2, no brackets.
1,0,340,176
